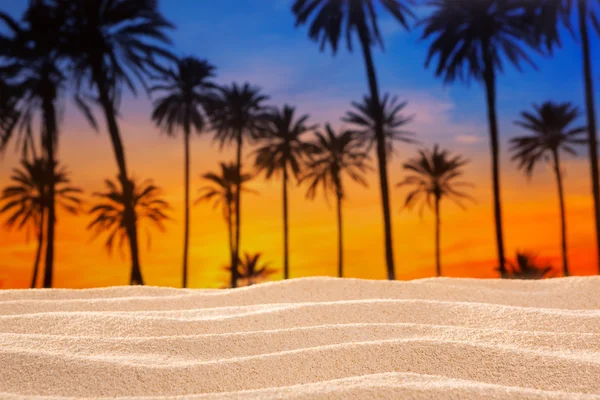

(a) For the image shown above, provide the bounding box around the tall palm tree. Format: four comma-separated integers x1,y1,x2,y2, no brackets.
396,145,473,277
0,158,82,288
0,82,20,145
343,93,417,159
500,251,554,280
253,105,315,280
301,124,371,278
293,0,415,280
222,252,277,287
195,162,255,278
151,57,216,288
205,83,268,288
533,0,600,274
0,2,68,288
510,102,587,277
57,0,174,285
88,177,170,270
421,0,547,275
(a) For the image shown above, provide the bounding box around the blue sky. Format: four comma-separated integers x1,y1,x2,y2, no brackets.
160,0,596,155
3,0,597,151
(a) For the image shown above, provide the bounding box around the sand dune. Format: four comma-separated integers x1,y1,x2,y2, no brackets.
1,277,599,399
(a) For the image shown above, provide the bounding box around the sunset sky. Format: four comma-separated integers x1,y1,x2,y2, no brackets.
1,0,599,289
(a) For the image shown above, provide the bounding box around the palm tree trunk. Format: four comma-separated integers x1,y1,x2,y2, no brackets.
337,191,343,278
578,0,600,274
482,42,507,276
357,25,395,280
232,130,243,289
41,91,56,289
31,208,45,288
283,165,289,279
94,71,143,285
182,124,190,288
552,150,569,277
227,196,234,274
435,196,441,277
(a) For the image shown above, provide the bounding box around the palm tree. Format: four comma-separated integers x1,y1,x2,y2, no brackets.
300,124,371,278
0,158,82,288
500,251,554,280
151,57,216,288
421,0,547,275
510,102,587,277
0,2,68,288
343,93,417,159
533,0,600,274
253,105,315,280
88,177,170,280
57,0,174,285
0,82,20,146
293,0,415,280
396,145,473,277
222,252,277,287
205,83,268,288
195,162,256,278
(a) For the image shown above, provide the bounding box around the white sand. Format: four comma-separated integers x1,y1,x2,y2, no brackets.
1,277,599,399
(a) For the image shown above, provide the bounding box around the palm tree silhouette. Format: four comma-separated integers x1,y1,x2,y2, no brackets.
397,145,474,277
301,124,371,278
57,0,174,285
499,251,554,280
421,0,547,275
534,0,600,274
222,252,277,287
253,105,316,280
88,177,170,280
0,82,21,148
151,57,216,288
293,0,415,280
205,83,268,288
195,162,256,279
0,2,69,288
510,102,587,277
0,158,82,288
343,93,417,160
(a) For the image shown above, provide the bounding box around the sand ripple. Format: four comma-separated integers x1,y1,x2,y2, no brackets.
1,277,599,399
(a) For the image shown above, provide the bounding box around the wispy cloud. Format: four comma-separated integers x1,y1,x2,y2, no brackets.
456,134,484,144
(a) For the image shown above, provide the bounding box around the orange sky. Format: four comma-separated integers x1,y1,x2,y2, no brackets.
0,109,598,289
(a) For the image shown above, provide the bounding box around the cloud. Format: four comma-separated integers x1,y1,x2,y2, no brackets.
455,134,484,144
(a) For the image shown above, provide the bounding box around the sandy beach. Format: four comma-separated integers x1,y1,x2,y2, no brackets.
1,277,599,399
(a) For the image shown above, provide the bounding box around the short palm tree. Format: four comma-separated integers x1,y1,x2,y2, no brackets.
421,0,548,275
195,162,256,276
151,56,216,288
253,105,316,280
293,0,415,281
301,124,371,278
58,0,174,285
222,252,277,287
510,101,587,277
206,83,268,288
500,251,554,280
0,2,68,288
343,93,417,159
88,177,170,279
396,145,473,277
0,158,82,288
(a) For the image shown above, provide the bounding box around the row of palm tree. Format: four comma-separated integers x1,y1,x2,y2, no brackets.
2,98,582,286
1,0,599,288
290,0,600,280
0,98,587,285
